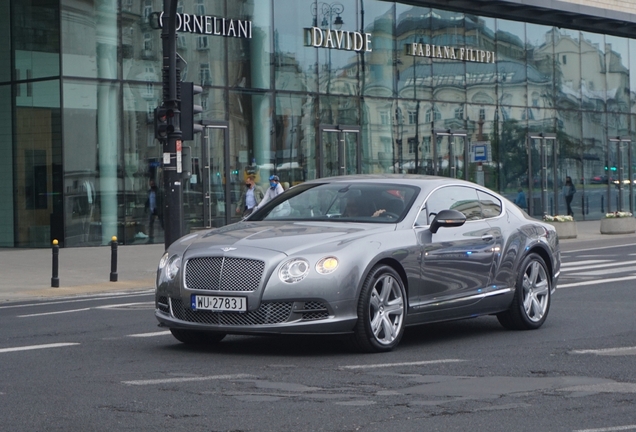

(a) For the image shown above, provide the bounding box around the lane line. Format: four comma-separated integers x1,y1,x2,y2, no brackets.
558,275,636,289
122,373,254,386
562,243,636,254
128,331,172,338
574,265,636,276
18,308,91,318
560,260,611,268
0,290,154,310
574,425,636,432
339,359,465,370
562,261,626,272
0,343,80,353
95,302,154,309
571,347,636,356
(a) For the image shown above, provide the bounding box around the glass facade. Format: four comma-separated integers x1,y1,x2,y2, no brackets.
2,0,636,247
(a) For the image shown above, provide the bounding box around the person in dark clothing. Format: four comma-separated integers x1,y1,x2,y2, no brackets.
563,176,576,216
145,180,163,242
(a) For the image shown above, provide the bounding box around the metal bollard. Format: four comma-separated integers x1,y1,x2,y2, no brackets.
51,239,60,288
110,236,118,282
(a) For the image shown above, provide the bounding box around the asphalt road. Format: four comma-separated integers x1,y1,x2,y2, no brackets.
1,246,635,432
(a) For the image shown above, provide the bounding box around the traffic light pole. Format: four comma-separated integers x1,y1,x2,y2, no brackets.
161,0,184,249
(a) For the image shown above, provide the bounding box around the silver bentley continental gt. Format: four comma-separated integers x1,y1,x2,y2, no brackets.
155,175,560,352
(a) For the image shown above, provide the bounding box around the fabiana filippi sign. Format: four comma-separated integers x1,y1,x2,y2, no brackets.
158,12,252,38
406,42,495,63
305,27,372,52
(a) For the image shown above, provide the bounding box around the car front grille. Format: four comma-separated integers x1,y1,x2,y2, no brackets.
300,301,330,321
157,296,170,314
185,257,265,292
170,298,292,325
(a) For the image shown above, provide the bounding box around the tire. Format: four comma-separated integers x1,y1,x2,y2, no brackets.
497,253,551,330
351,265,406,353
170,328,226,345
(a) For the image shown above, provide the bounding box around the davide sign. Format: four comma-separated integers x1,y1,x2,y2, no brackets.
305,26,372,52
406,42,496,63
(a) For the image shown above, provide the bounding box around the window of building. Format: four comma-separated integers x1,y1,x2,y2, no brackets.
408,110,417,124
562,55,567,65
197,36,209,50
143,0,152,20
425,107,441,123
380,111,389,125
454,106,464,119
200,64,212,85
408,138,418,154
195,0,205,16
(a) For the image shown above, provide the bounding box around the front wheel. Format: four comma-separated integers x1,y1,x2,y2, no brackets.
170,328,226,346
351,265,406,353
497,253,551,330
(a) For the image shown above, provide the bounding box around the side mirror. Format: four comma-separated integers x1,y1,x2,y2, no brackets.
430,209,466,234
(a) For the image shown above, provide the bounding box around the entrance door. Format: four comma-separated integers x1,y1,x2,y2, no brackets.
193,123,232,229
319,125,361,178
608,136,632,213
433,129,468,179
527,133,558,217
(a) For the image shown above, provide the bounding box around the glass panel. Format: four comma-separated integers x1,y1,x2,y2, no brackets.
228,0,271,90
578,109,604,219
274,0,318,93
496,19,526,108
344,131,359,174
554,29,581,110
16,0,60,80
319,95,359,125
275,93,314,186
361,98,394,174
317,0,358,95
321,130,339,178
618,141,630,212
605,35,629,113
361,0,395,97
205,128,230,227
0,85,13,246
581,32,606,112
395,5,432,101
526,23,555,113
432,9,465,103
0,0,11,82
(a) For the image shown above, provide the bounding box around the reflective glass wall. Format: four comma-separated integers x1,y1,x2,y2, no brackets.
4,0,636,247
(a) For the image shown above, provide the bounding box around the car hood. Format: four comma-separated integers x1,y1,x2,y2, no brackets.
183,221,395,255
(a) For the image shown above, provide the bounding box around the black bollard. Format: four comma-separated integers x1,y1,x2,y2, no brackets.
51,239,60,288
110,236,118,282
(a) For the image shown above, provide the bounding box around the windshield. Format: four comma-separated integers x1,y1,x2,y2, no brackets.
248,182,419,223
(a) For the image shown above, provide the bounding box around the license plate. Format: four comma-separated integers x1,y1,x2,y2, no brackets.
191,295,247,312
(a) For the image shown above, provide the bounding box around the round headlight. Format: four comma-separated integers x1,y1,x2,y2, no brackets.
166,255,181,280
279,258,310,284
316,256,339,274
158,252,170,269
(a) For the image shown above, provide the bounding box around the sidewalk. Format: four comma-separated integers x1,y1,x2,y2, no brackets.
0,220,634,303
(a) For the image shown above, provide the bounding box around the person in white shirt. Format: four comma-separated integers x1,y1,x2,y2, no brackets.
253,175,286,212
236,174,264,217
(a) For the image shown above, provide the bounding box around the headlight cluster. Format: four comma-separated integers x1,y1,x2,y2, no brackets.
158,252,181,280
278,256,339,284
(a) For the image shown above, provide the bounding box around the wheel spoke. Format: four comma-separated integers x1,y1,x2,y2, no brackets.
381,315,396,341
371,313,383,337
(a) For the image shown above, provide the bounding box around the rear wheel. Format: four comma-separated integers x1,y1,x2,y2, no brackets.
169,328,226,345
497,253,551,330
351,265,406,353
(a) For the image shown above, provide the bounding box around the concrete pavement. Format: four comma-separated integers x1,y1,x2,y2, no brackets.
0,220,634,303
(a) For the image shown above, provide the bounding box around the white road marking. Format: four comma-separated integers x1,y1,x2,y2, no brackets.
0,343,80,353
560,260,611,268
562,243,636,254
128,331,171,338
0,290,154,310
558,275,636,289
18,308,91,318
339,359,465,370
575,265,636,276
571,346,636,356
95,302,154,309
122,374,254,385
562,261,625,272
574,424,636,431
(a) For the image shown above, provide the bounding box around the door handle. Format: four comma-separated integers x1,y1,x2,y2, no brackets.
481,234,494,242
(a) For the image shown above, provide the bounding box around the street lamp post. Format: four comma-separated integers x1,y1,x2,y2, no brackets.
396,107,404,173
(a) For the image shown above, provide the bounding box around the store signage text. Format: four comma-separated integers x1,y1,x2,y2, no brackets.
158,12,252,38
305,27,372,52
406,43,495,63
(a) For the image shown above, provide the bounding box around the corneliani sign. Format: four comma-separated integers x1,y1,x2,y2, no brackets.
158,12,252,38
406,42,495,64
305,27,372,52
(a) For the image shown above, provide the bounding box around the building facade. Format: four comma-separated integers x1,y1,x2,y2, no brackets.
2,0,636,248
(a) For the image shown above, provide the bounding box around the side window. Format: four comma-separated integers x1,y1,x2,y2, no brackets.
422,186,482,224
477,190,502,218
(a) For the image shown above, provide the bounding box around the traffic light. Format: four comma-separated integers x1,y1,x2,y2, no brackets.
180,82,204,140
154,106,174,140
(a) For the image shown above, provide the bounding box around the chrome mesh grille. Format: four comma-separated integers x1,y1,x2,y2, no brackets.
300,301,329,321
185,257,265,292
170,298,292,326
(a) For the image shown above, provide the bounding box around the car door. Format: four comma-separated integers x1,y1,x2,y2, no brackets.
411,185,496,312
